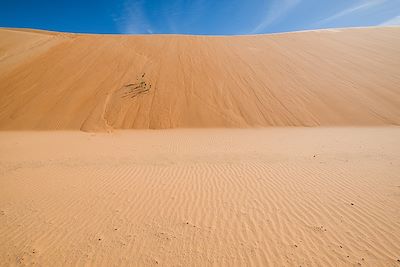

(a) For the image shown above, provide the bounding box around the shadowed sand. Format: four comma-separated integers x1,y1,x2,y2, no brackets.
0,27,399,130
0,128,399,266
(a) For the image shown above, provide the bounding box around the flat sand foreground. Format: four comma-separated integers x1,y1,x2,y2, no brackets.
0,128,399,266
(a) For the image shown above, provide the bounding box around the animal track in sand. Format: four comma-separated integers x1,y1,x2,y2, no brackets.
121,73,151,99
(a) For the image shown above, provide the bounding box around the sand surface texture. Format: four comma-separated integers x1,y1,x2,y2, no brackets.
0,128,399,266
1,27,400,266
0,27,400,130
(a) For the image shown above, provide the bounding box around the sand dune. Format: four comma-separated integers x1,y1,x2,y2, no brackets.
1,27,400,266
0,128,399,266
0,27,399,130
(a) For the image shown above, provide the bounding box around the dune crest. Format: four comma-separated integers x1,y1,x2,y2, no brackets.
0,27,399,131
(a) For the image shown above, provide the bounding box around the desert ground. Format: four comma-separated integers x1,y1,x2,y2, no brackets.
0,27,399,266
0,27,399,130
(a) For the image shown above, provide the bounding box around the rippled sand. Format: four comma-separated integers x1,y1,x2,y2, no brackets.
1,128,399,266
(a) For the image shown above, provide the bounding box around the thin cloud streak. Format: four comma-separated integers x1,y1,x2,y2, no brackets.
117,0,206,34
166,0,207,34
316,0,387,26
113,0,398,35
380,14,400,25
117,0,153,34
251,0,301,34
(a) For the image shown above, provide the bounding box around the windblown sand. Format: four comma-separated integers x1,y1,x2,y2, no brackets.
0,27,399,130
1,27,400,266
0,128,399,266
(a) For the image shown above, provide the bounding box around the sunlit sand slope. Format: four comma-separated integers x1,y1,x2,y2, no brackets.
0,27,399,130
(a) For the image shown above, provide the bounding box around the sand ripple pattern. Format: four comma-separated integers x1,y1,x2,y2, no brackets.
0,128,399,266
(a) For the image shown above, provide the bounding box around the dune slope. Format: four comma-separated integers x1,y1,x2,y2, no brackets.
0,27,400,130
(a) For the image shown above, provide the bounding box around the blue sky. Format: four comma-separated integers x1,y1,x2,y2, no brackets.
1,0,399,35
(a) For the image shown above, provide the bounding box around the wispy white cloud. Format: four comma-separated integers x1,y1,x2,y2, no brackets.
166,0,207,34
251,0,302,33
316,0,387,26
165,0,183,33
116,0,153,34
116,0,207,34
380,14,400,25
114,0,398,35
